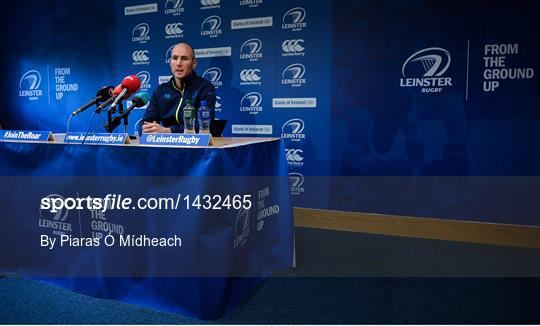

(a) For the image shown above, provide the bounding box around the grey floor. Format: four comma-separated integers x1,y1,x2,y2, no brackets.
288,227,540,277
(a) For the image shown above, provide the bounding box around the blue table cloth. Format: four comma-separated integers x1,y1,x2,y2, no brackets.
0,138,295,319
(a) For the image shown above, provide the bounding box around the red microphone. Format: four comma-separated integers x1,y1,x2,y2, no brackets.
112,84,124,96
95,75,141,112
110,75,141,110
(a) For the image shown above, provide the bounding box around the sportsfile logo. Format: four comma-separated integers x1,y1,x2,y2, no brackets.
164,0,184,15
132,23,150,43
200,0,220,10
202,67,223,88
240,69,262,86
19,70,43,100
201,15,222,37
282,39,305,57
136,71,151,89
281,63,306,87
165,22,183,39
240,0,263,8
281,118,306,142
233,207,250,248
240,92,263,114
289,172,305,195
282,7,307,32
285,148,304,167
132,50,150,65
240,38,263,61
400,47,453,93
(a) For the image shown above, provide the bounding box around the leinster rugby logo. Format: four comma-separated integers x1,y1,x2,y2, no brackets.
132,23,150,43
281,118,306,142
400,47,452,93
289,172,305,195
136,71,151,89
201,15,222,38
202,67,223,88
282,7,307,31
240,0,263,8
240,92,263,114
19,70,43,100
165,45,175,64
38,194,72,235
281,63,306,87
240,38,263,61
215,95,222,112
233,207,251,248
164,0,184,15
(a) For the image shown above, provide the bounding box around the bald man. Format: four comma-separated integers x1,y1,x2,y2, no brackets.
142,43,216,134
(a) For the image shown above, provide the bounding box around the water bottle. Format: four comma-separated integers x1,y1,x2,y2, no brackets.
199,100,210,134
183,100,195,134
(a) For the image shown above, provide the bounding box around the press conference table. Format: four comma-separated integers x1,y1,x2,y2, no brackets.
50,133,281,147
0,134,295,319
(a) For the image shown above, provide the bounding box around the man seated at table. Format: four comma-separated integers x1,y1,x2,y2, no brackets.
142,43,216,134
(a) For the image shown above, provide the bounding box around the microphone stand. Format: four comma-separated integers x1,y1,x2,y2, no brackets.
117,102,134,139
120,103,136,139
107,104,114,133
104,101,136,139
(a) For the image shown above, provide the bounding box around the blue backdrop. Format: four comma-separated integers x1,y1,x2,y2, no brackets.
331,0,539,177
113,0,332,181
3,0,540,225
2,1,117,134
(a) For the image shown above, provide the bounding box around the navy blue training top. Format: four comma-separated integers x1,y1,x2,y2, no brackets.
142,72,216,133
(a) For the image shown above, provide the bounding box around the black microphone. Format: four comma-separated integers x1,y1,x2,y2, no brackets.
104,91,150,133
96,95,116,113
71,86,113,116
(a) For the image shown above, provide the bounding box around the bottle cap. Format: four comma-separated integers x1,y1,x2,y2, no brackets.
201,100,207,106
